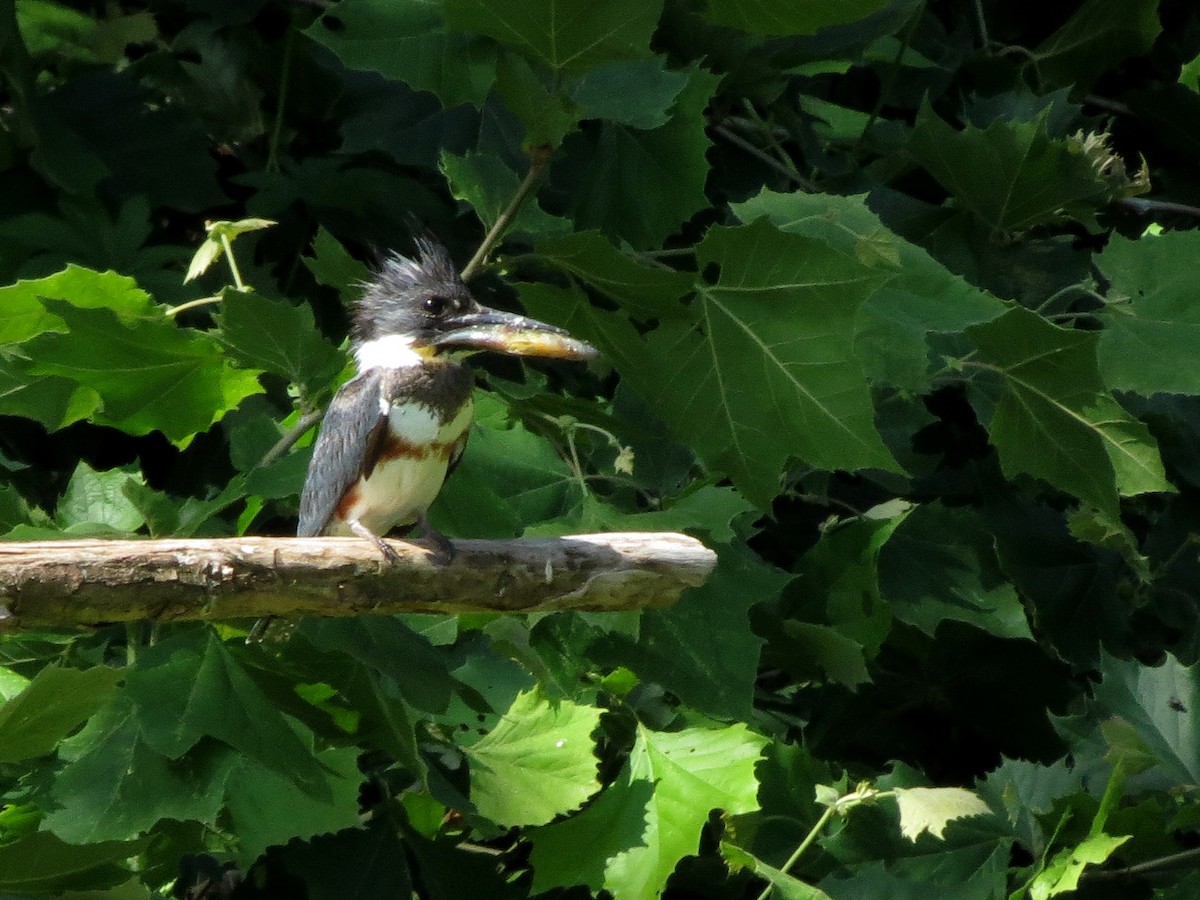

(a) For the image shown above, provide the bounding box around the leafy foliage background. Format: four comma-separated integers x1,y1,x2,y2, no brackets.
2,0,1200,897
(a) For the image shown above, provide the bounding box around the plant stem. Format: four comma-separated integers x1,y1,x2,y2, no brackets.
221,234,246,290
751,805,836,900
259,406,324,468
751,786,884,900
461,150,551,281
164,295,224,318
712,123,817,192
266,28,295,174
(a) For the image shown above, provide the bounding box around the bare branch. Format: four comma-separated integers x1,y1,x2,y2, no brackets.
0,533,717,630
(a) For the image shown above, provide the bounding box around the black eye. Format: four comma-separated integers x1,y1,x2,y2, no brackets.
423,295,449,315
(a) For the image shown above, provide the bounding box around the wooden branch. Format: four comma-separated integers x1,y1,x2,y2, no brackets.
0,533,716,630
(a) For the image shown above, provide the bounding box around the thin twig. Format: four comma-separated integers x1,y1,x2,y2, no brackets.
712,124,818,192
1085,846,1200,880
266,28,295,174
259,407,324,468
1118,197,1200,219
461,150,551,281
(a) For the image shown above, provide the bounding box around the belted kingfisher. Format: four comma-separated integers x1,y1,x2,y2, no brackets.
297,236,596,561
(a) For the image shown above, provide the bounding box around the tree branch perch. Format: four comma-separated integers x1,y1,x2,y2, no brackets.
0,533,716,630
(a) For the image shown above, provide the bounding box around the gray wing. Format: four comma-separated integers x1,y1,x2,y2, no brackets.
297,369,387,536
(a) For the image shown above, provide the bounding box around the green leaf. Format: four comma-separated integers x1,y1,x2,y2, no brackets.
432,414,578,536
0,832,142,895
592,547,783,719
531,230,694,320
444,0,662,73
557,66,718,250
613,220,896,506
0,355,100,431
721,842,833,899
730,190,1007,390
892,786,991,841
465,689,602,827
703,0,892,36
306,0,497,108
1090,652,1200,786
571,58,689,129
966,306,1171,515
1096,232,1200,395
298,616,453,713
55,462,145,532
44,694,237,843
23,300,263,447
303,228,369,306
124,634,331,798
1032,0,1161,91
879,503,1032,640
0,265,154,345
909,101,1115,236
1029,832,1131,900
225,747,363,867
779,622,870,689
493,50,580,147
439,150,568,235
793,513,901,659
0,665,123,763
530,722,766,898
217,290,344,393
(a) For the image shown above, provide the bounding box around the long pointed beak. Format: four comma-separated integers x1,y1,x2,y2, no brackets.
433,308,597,361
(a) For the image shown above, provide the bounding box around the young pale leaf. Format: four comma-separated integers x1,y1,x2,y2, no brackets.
892,786,991,841
184,237,222,283
967,307,1171,515
217,290,344,394
465,689,602,827
1029,832,1131,900
444,0,661,73
0,665,123,763
25,299,263,447
910,101,1115,235
306,0,497,108
1096,231,1200,396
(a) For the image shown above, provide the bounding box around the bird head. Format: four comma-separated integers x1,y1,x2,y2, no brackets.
352,237,596,368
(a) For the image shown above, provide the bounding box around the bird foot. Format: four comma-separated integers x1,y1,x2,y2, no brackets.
414,513,456,566
349,519,403,565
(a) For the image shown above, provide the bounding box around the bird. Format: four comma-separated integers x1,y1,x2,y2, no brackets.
297,235,596,562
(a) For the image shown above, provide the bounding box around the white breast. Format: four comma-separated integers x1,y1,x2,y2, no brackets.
325,395,474,537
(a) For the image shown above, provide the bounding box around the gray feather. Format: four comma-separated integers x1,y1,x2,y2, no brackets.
297,370,386,536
